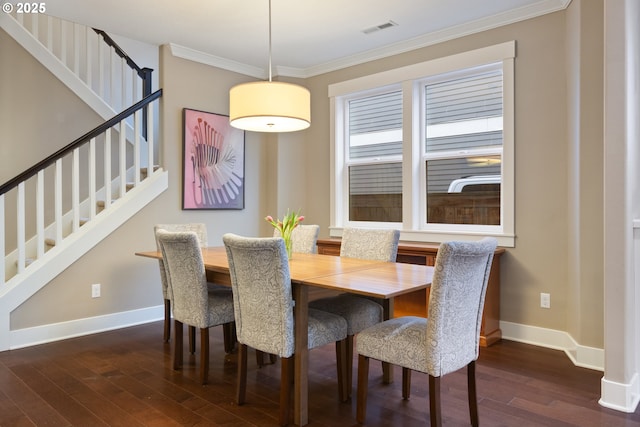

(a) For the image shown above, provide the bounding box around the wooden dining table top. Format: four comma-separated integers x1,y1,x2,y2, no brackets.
136,246,434,299
135,245,433,426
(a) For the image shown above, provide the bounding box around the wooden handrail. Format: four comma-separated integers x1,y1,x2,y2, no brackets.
92,28,151,79
0,89,162,196
93,28,154,138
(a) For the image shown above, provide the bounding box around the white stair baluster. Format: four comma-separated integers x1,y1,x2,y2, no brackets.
73,23,80,76
109,47,115,108
147,100,154,178
46,15,53,51
60,20,67,68
17,182,25,274
55,159,63,246
89,137,96,219
86,27,92,89
104,128,112,208
36,170,45,258
134,109,141,186
132,68,138,104
72,147,80,232
119,120,126,199
0,194,4,286
98,35,105,98
121,58,126,111
31,14,38,41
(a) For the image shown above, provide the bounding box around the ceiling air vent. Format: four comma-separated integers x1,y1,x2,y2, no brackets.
362,20,398,35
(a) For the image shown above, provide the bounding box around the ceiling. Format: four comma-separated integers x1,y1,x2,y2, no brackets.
45,0,569,78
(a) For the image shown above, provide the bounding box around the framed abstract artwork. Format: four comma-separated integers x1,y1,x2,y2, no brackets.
182,108,245,210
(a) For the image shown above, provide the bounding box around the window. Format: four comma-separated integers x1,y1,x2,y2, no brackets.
422,66,503,227
347,89,402,222
330,42,515,246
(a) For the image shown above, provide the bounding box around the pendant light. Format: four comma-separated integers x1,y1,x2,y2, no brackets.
229,0,310,133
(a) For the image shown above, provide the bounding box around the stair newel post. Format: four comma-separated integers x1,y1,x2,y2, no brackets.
141,67,153,140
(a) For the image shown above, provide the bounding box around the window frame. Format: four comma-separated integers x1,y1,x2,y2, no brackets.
329,41,515,247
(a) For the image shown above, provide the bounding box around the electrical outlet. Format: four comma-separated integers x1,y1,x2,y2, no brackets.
540,292,550,309
91,283,101,298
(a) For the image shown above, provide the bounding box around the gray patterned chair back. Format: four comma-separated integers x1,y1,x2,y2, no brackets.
154,223,208,300
340,227,400,261
156,230,213,329
223,234,295,358
273,224,320,254
426,237,497,376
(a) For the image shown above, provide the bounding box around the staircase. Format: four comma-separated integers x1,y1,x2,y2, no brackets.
0,12,167,351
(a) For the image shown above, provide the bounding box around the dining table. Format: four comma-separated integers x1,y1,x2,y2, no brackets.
136,246,434,426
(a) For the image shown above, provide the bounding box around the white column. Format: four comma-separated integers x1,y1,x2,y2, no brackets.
600,0,640,413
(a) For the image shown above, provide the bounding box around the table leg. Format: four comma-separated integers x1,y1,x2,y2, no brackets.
382,298,394,384
293,283,309,426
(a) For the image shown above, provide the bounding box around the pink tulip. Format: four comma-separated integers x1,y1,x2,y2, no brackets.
265,215,273,222
298,215,305,222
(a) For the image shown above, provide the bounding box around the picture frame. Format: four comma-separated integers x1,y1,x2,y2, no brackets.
182,108,245,210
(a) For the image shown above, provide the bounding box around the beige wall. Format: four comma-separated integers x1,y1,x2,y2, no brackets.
307,7,603,348
8,5,606,348
0,29,103,183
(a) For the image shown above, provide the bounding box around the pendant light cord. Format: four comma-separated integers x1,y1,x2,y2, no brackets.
268,0,272,82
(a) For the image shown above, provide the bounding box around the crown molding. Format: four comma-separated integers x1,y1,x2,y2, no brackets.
170,0,571,79
169,43,267,79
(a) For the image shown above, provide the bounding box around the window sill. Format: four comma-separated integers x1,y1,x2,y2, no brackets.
329,227,515,248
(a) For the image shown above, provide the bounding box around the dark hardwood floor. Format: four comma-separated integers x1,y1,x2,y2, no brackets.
0,321,638,426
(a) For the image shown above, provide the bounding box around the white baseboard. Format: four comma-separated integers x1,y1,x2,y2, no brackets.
500,320,604,371
9,305,163,350
600,374,640,413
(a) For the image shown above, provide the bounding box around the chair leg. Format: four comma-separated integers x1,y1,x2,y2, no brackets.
173,320,183,370
468,361,479,427
429,375,442,427
189,326,196,354
237,344,248,405
256,350,266,367
335,338,349,402
346,335,354,397
223,322,236,353
256,350,277,367
163,299,171,342
222,322,237,354
402,367,411,400
200,328,209,385
356,354,370,423
280,356,293,426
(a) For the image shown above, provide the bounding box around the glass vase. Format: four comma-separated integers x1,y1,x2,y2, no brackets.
283,232,293,259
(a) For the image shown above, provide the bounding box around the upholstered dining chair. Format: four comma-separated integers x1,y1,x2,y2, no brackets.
155,223,235,353
308,227,400,400
154,223,208,343
273,224,320,254
157,230,235,385
256,224,322,367
355,237,498,426
222,233,348,425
